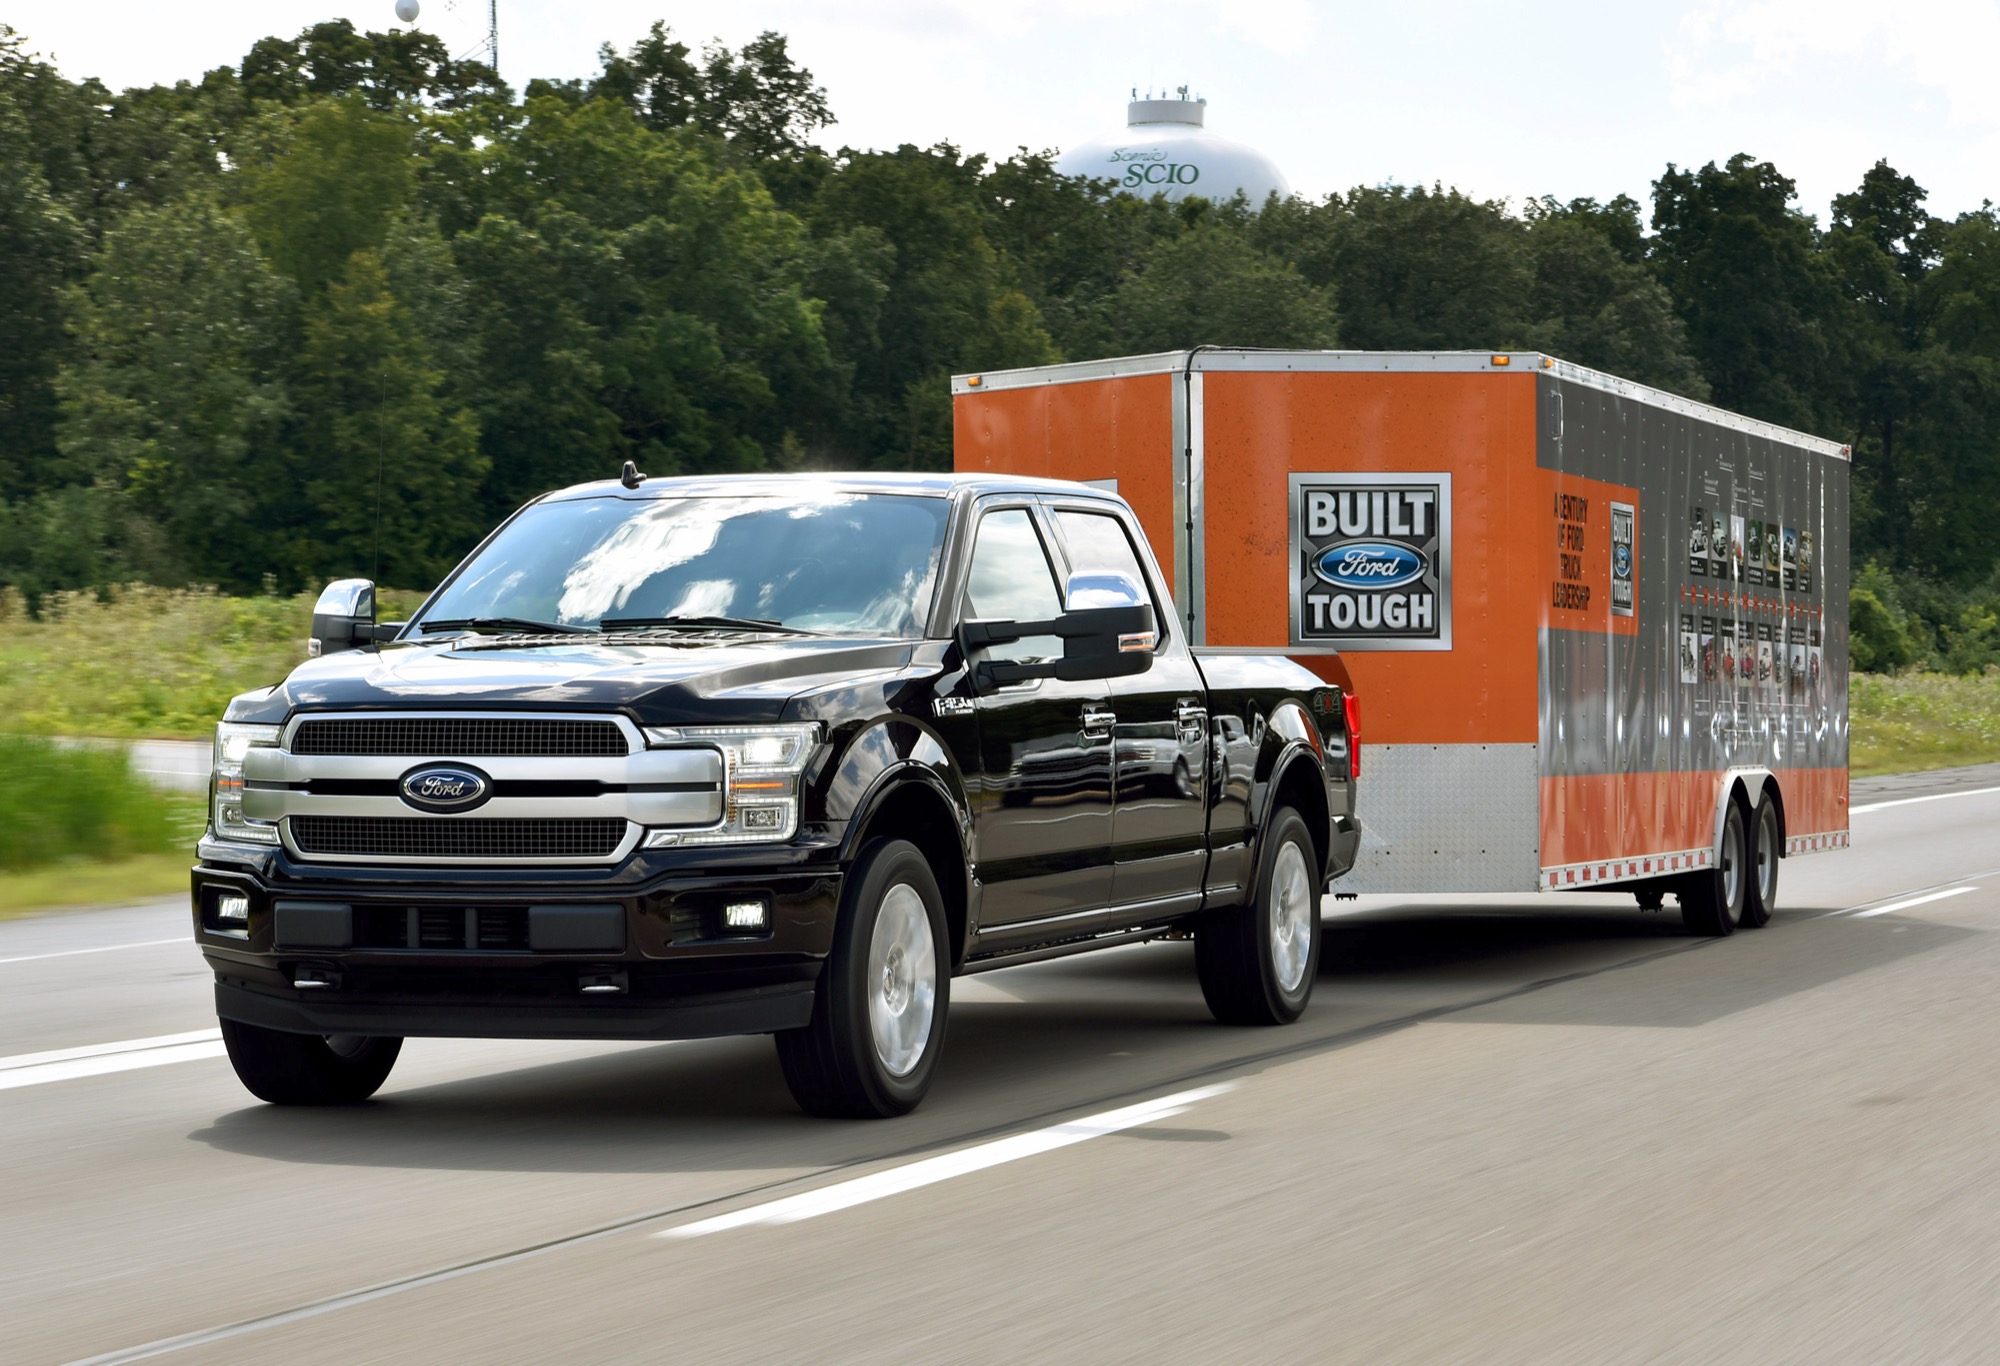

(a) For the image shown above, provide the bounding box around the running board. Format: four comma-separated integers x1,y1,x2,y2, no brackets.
960,924,1175,975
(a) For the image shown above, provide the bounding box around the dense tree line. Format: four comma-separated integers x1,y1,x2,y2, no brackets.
3,20,2000,666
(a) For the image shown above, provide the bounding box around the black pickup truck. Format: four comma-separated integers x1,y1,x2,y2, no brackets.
193,473,1360,1116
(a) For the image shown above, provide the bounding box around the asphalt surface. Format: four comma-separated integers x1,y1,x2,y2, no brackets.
5,765,2000,1364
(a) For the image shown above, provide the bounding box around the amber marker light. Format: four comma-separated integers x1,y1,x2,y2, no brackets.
1491,355,1511,366
967,375,983,387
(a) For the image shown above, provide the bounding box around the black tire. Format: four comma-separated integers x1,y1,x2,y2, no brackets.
219,1018,401,1105
1197,806,1321,1025
775,837,950,1118
1679,798,1748,937
1741,794,1782,928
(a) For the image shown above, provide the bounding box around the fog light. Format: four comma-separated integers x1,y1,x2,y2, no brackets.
207,892,251,939
723,900,769,932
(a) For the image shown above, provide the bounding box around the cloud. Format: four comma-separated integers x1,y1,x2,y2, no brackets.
1669,0,2000,126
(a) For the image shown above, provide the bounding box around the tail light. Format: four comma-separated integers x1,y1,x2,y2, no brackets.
1342,690,1361,779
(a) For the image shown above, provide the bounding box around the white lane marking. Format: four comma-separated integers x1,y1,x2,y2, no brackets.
0,1029,224,1091
660,1083,1234,1239
1851,784,2000,815
1846,887,1979,919
0,938,188,966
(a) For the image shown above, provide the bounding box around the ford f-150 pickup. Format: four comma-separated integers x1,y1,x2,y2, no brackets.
192,472,1360,1116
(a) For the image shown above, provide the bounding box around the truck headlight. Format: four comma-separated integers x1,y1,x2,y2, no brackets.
211,722,281,845
642,723,820,846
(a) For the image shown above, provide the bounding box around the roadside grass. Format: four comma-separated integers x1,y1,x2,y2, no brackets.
0,584,426,739
0,854,194,921
0,736,205,917
1851,670,2000,776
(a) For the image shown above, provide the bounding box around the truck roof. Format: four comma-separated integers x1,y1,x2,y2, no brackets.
538,471,1125,503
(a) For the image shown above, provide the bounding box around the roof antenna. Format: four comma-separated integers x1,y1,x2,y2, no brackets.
620,460,646,490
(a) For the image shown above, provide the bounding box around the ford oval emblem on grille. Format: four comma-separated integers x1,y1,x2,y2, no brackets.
399,765,492,813
1312,540,1427,591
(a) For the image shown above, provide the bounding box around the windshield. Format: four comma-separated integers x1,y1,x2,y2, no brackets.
417,492,950,637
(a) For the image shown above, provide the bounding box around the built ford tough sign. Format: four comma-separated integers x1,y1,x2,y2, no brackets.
193,474,1358,1117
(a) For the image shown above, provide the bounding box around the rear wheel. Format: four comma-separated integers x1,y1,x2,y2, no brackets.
1197,807,1320,1025
1680,798,1748,937
218,1019,401,1105
1741,794,1782,928
776,838,949,1118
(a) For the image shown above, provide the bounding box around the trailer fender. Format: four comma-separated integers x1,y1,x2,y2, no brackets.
1709,768,1783,857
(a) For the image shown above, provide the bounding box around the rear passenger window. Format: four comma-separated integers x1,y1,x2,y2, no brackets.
1056,510,1165,642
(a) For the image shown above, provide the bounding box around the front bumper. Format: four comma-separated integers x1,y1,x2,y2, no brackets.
191,849,839,1041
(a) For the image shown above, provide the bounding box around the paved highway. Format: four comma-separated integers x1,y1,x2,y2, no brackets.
5,768,2000,1364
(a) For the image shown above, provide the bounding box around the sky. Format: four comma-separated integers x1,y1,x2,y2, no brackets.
12,0,2000,225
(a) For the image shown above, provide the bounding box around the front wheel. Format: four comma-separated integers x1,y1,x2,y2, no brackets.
776,838,950,1118
219,1019,401,1105
1680,798,1748,937
1197,807,1321,1025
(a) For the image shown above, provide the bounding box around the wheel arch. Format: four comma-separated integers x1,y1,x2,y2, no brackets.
841,769,973,970
1712,767,1783,856
1258,742,1332,886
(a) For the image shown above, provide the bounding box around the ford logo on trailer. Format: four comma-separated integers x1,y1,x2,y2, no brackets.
399,765,491,812
1312,540,1427,591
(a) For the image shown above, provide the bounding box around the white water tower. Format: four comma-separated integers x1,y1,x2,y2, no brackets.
1057,90,1291,206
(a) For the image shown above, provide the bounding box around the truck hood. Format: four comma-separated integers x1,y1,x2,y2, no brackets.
248,635,922,726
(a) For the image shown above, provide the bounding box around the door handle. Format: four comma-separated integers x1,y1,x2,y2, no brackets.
1175,703,1207,744
1081,708,1116,739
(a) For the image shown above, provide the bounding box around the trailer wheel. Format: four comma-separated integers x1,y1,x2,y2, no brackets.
1197,807,1320,1025
218,1019,401,1105
1741,795,1782,928
1680,798,1748,937
775,837,949,1118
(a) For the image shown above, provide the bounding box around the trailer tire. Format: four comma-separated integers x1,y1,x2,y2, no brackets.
775,837,949,1118
1741,794,1782,928
1197,807,1320,1025
219,1019,401,1105
1680,798,1748,937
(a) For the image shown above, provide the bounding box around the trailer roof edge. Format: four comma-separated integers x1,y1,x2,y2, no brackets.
951,350,1851,461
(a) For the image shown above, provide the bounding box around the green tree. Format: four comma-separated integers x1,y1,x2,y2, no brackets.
291,249,486,586
239,19,500,110
0,35,86,498
53,196,293,588
1083,221,1338,353
1522,199,1708,397
1277,185,1536,351
809,143,1062,466
444,94,838,505
1649,155,1842,430
239,96,418,296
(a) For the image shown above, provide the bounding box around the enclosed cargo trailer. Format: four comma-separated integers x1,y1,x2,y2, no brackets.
953,349,1850,914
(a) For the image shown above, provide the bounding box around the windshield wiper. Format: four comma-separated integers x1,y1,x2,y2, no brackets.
417,616,594,636
599,614,809,634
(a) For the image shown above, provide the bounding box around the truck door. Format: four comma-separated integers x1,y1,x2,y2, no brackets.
961,504,1115,927
1050,504,1209,911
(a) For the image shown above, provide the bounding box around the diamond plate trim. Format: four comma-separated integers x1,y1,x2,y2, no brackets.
1340,744,1541,894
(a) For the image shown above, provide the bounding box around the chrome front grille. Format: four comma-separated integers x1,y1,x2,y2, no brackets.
290,817,628,861
292,716,629,757
245,711,723,865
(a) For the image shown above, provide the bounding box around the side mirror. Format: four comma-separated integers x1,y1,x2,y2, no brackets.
960,571,1157,691
309,579,376,658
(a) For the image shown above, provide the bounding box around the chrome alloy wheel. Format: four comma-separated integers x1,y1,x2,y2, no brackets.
1720,810,1745,923
1756,803,1779,907
1269,839,1315,995
867,883,938,1079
